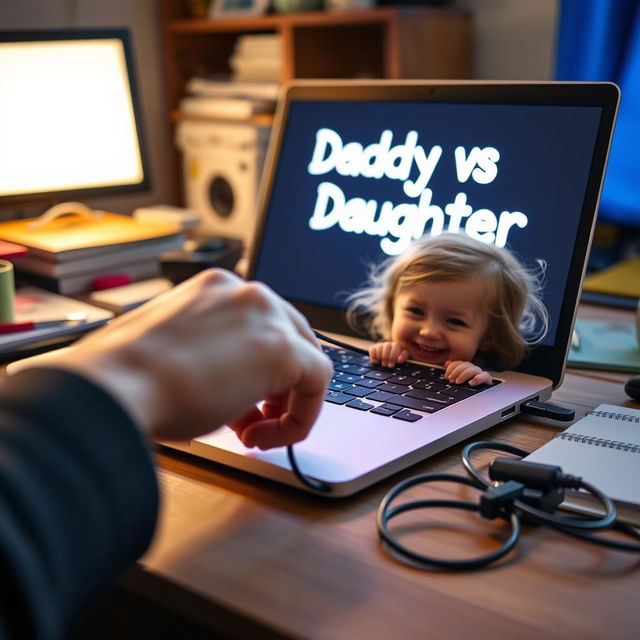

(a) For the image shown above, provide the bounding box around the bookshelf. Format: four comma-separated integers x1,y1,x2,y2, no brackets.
161,1,473,199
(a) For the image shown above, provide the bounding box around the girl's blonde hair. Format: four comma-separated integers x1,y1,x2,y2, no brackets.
346,233,549,369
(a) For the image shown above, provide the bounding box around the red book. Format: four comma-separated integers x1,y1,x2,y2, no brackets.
0,239,27,259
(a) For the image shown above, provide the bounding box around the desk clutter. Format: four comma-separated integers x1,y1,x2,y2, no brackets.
374,407,640,571
0,208,185,295
568,317,640,373
0,286,113,360
0,205,247,358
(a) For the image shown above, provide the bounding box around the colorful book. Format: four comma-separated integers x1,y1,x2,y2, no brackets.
16,260,162,296
0,212,184,261
582,257,640,299
12,235,183,278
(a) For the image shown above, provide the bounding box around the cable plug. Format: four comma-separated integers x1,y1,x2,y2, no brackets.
490,457,565,491
480,480,524,519
552,472,582,490
520,400,575,421
489,457,584,514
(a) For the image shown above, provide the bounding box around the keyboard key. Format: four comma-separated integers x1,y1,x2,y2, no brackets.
444,386,479,400
387,374,418,385
325,391,353,405
351,354,374,366
363,370,394,381
366,390,398,403
333,352,369,365
412,380,449,392
335,373,362,384
357,377,384,389
343,385,374,398
404,367,439,378
346,399,375,411
392,410,423,422
371,403,402,416
404,388,451,404
386,396,441,413
376,382,410,394
328,380,352,392
336,363,371,375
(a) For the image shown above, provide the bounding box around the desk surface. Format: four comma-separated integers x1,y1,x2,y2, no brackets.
131,305,640,640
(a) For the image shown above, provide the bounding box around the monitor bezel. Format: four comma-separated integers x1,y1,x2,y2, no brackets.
0,28,151,206
248,81,620,387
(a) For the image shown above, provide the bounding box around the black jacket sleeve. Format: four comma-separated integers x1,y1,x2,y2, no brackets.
0,368,159,640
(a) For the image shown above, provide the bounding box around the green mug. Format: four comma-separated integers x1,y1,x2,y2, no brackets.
0,259,16,323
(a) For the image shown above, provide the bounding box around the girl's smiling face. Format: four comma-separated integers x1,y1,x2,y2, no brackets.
390,278,491,365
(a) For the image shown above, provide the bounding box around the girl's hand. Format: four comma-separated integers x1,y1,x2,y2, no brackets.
369,342,410,369
444,360,492,386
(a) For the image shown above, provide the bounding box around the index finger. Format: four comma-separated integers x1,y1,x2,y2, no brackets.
234,342,331,450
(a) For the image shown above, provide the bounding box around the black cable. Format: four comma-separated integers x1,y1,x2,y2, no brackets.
284,330,365,494
286,444,332,493
312,329,369,354
377,473,521,571
374,444,640,570
554,519,640,552
462,441,617,531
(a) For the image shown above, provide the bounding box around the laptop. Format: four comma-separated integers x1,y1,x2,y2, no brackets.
171,80,620,496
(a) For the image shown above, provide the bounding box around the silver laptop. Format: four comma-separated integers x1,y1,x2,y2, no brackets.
168,80,619,496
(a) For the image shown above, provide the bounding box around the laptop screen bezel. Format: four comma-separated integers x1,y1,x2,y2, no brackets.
248,81,619,388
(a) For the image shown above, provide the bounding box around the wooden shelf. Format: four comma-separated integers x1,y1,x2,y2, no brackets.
160,1,473,200
168,7,468,33
162,3,472,100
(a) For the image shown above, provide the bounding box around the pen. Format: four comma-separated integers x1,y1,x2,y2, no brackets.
571,328,580,351
0,313,87,335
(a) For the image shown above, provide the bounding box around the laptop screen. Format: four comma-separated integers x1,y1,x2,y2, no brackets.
249,82,619,385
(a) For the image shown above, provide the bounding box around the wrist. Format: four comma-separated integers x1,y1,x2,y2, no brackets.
40,344,165,440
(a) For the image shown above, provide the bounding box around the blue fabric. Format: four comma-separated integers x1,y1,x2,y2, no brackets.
556,0,640,226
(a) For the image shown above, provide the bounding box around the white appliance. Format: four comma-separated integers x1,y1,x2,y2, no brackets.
176,120,271,243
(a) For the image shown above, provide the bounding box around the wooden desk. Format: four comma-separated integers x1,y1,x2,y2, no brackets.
123,305,640,640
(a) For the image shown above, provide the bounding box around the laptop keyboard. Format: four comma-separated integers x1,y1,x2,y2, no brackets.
322,345,500,422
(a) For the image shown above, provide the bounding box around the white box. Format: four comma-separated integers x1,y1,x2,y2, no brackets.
176,120,271,243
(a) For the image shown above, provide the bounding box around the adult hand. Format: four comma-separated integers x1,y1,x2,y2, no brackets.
38,269,333,449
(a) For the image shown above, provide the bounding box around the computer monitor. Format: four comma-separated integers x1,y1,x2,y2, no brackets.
0,28,149,209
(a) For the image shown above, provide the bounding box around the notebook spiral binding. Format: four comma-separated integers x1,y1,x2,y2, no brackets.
553,410,640,452
556,432,640,453
588,409,640,423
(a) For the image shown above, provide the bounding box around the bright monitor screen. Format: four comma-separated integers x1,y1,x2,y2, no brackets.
0,29,148,203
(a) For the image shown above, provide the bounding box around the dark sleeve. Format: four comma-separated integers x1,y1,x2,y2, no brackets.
0,368,159,640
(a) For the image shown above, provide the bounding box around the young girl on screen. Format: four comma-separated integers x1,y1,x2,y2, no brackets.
346,233,548,386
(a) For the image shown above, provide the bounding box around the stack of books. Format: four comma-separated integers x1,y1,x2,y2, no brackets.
178,35,282,121
0,212,185,295
229,34,283,83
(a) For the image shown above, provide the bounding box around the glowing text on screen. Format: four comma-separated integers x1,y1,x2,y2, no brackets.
307,128,528,255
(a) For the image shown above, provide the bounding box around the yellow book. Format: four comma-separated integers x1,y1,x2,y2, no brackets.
582,257,640,298
0,210,184,262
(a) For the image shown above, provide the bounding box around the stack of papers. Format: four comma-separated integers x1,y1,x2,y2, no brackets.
1,287,114,358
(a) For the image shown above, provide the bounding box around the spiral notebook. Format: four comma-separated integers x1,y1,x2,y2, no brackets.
526,404,640,525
